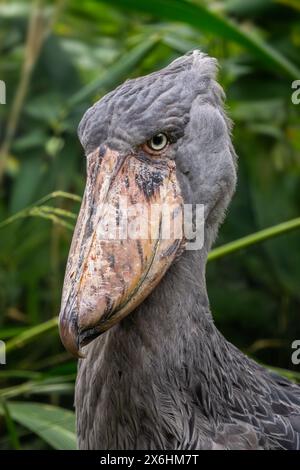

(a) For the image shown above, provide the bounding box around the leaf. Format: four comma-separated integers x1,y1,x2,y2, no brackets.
13,129,48,152
221,0,274,16
277,0,300,12
0,381,74,400
0,3,30,18
0,402,76,450
0,370,42,380
24,93,63,123
67,35,160,108
230,99,286,124
9,157,44,213
99,0,300,79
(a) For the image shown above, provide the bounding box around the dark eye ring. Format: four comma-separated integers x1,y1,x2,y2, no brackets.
143,133,169,154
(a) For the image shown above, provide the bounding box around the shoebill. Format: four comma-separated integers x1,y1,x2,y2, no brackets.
59,51,300,450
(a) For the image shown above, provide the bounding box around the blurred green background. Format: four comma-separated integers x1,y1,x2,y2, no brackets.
0,0,300,450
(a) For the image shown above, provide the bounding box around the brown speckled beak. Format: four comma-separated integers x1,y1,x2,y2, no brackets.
59,146,185,356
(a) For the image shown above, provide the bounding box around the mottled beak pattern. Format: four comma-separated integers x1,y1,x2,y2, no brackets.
59,146,185,356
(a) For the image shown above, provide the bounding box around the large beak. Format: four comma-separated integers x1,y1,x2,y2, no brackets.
59,146,185,356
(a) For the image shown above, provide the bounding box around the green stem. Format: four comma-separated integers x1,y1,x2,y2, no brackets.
34,191,82,206
5,317,58,354
0,399,21,450
208,217,300,261
0,191,81,230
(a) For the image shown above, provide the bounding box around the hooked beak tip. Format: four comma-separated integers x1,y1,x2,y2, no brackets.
59,316,86,359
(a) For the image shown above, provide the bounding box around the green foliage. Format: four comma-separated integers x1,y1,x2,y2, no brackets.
0,0,299,450
101,0,300,78
0,402,76,450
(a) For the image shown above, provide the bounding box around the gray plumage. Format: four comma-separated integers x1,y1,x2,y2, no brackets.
75,51,300,450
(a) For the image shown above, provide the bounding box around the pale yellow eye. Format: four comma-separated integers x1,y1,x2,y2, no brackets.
147,133,168,151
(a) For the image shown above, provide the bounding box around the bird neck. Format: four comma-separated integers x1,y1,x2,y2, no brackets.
108,244,234,417
77,243,242,448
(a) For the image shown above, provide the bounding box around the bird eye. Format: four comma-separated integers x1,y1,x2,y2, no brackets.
144,133,169,154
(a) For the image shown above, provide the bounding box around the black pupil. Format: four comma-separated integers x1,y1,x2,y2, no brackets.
152,134,164,147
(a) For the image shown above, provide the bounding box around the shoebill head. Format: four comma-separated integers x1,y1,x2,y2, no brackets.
59,51,237,356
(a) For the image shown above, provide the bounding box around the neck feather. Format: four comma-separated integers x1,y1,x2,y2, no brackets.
104,245,234,417
76,242,255,448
